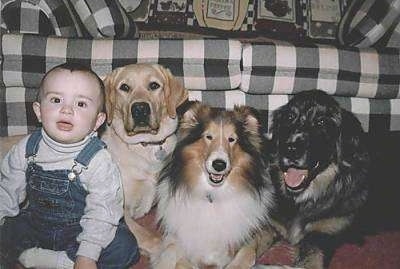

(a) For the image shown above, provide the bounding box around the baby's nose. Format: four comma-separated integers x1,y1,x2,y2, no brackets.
60,104,73,114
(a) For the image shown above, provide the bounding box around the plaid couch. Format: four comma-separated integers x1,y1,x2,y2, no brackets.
1,0,400,137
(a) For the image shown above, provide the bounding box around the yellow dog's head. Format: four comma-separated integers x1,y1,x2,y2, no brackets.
104,63,188,136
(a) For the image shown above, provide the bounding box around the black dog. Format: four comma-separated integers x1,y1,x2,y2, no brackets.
255,89,369,268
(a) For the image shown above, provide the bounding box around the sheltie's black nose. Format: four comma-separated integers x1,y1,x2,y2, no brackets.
212,159,227,172
131,102,150,126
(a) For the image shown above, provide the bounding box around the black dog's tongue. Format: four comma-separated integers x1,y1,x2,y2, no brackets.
284,168,308,188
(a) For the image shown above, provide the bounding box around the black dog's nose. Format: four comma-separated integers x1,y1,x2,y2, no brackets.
286,142,297,154
284,139,306,160
131,102,150,125
212,159,227,172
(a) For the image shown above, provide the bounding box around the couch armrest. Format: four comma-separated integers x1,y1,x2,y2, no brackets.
241,41,400,99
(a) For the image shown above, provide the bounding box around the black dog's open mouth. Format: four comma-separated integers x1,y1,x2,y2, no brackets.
284,168,308,190
208,173,225,186
283,162,319,192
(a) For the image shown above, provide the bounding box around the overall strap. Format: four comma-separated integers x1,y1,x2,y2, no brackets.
74,136,107,167
25,129,42,158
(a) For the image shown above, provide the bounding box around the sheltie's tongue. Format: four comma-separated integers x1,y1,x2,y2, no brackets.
284,168,308,188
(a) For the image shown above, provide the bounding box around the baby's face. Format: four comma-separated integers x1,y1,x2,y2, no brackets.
33,69,105,144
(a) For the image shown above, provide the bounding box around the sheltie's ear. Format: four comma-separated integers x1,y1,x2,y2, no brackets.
178,101,210,140
233,105,262,151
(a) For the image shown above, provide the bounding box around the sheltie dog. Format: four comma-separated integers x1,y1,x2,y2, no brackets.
152,102,275,269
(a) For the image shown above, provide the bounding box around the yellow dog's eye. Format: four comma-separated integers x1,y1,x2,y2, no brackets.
149,82,160,91
119,83,130,92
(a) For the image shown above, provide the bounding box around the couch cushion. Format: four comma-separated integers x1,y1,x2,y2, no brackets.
1,34,242,89
0,34,242,136
188,90,400,134
241,42,400,99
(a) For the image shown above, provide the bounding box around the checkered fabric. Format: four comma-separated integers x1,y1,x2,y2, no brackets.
241,42,400,98
0,34,242,136
1,0,84,37
1,34,242,89
188,90,400,134
2,34,400,136
387,23,400,47
1,0,137,38
69,0,137,38
338,0,400,48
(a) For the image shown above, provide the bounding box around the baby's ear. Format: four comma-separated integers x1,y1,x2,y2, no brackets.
32,102,42,123
94,112,106,131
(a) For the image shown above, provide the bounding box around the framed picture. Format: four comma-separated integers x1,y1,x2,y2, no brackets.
257,0,296,23
307,0,343,39
255,0,306,40
193,0,250,30
148,0,189,25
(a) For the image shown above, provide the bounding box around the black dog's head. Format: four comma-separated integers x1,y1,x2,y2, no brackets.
271,89,368,194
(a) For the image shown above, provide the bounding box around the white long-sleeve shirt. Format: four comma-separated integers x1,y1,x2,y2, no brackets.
0,129,124,261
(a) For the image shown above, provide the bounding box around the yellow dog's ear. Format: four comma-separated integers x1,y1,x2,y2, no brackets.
103,68,121,124
158,65,188,119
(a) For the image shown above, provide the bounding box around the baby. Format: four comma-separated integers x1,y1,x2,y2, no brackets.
0,63,139,269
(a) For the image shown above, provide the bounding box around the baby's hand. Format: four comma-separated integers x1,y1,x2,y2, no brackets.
74,256,97,269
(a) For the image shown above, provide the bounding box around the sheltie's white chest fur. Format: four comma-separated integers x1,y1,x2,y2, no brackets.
157,177,270,268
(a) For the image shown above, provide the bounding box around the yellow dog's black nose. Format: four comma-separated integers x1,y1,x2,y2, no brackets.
131,102,150,126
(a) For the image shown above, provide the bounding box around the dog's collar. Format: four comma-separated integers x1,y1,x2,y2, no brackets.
140,138,167,147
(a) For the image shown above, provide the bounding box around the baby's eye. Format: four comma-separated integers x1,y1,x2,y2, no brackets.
77,101,87,108
50,97,61,103
228,137,235,143
205,134,213,140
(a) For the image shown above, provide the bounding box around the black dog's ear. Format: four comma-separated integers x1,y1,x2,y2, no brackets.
270,107,284,144
338,110,369,168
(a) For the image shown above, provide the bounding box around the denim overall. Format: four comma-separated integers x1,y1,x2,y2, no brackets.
0,129,139,269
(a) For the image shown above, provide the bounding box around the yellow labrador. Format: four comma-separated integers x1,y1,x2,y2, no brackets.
101,63,188,255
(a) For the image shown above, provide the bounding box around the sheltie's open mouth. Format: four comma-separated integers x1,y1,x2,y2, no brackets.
208,173,225,186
